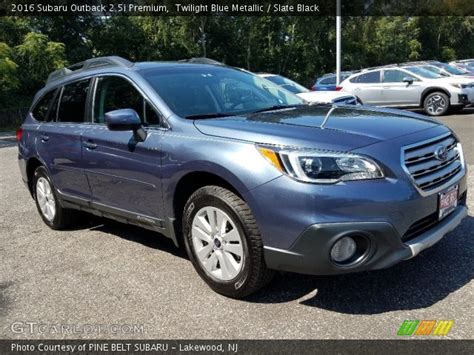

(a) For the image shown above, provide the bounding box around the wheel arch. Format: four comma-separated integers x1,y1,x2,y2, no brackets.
420,87,451,107
171,170,247,246
26,157,44,197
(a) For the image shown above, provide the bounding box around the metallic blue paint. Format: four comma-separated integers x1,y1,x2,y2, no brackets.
18,62,468,275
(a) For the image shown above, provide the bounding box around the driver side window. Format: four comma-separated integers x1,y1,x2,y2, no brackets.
93,76,161,126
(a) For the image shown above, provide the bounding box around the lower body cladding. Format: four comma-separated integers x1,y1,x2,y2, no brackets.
264,204,467,275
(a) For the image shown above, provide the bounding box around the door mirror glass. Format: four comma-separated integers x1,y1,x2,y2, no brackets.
403,77,414,84
105,109,142,131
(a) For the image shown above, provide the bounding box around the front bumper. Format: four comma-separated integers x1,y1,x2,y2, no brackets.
264,205,467,275
457,94,471,106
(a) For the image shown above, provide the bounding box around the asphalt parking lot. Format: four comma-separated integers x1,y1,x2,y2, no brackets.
0,110,472,340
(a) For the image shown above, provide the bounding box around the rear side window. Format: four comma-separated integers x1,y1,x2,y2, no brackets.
350,71,381,83
93,76,161,125
32,90,57,122
57,79,91,123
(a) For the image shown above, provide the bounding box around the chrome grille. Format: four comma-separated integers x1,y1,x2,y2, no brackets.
402,134,464,193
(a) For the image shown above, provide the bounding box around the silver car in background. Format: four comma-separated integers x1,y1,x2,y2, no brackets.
340,65,474,116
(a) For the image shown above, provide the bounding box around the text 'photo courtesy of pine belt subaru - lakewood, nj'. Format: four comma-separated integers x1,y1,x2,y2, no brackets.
17,56,468,298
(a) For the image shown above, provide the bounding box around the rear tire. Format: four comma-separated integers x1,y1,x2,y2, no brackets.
423,92,450,116
182,186,274,298
33,166,76,229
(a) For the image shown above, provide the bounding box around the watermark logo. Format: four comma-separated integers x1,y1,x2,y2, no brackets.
397,320,454,336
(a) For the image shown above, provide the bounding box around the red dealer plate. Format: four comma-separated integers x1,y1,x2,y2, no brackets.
438,185,458,220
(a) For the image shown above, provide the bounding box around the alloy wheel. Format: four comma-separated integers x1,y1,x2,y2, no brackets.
426,94,447,115
191,206,244,281
36,176,56,222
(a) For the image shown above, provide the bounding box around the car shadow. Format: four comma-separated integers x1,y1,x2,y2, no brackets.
68,215,187,259
0,281,14,317
245,215,473,314
66,213,472,315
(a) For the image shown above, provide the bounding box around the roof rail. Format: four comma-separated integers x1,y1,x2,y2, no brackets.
178,57,225,65
46,56,133,84
361,63,401,71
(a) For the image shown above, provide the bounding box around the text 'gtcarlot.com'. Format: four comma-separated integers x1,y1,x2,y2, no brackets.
10,321,145,335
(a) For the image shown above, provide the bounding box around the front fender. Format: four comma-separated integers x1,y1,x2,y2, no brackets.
160,130,282,217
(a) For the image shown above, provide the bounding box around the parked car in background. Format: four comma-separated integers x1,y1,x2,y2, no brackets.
340,65,474,116
404,61,474,78
312,72,352,91
449,60,474,75
18,56,467,298
258,73,359,105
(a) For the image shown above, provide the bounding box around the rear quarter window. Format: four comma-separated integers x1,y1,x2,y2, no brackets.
350,71,381,84
32,89,57,122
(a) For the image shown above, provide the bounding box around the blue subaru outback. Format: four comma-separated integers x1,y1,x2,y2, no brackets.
17,57,468,298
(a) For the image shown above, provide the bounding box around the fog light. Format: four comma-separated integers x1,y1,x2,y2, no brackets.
330,236,357,263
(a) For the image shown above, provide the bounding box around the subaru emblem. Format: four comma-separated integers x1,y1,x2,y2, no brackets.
434,145,448,161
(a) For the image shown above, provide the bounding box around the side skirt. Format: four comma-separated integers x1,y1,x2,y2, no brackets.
58,192,178,247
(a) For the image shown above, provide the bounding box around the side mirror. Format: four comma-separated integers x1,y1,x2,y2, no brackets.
105,109,141,131
105,109,147,141
403,77,414,85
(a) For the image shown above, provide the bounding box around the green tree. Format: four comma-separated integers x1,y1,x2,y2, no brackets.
15,32,67,93
0,42,19,108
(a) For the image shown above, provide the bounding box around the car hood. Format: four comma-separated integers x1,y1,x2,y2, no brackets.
194,105,441,151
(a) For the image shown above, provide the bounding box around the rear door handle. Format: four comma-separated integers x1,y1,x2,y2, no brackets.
83,140,97,150
40,135,49,142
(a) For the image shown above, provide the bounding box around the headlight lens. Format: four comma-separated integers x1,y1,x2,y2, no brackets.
257,146,384,183
450,82,467,89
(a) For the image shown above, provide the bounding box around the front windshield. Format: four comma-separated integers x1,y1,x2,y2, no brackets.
421,65,449,76
140,66,305,118
263,75,309,94
404,66,443,79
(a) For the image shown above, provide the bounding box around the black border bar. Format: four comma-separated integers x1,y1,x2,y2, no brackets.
2,0,474,16
1,339,474,354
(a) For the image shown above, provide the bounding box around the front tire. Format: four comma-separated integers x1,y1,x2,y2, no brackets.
182,186,273,298
423,92,450,116
33,166,75,229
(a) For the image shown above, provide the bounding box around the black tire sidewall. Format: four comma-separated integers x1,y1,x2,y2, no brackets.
183,189,254,297
33,166,65,229
424,92,449,116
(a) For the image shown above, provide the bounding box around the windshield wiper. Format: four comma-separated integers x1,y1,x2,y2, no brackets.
250,104,302,114
185,113,235,119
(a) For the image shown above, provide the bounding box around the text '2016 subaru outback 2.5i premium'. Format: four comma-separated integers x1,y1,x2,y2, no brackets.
17,57,468,298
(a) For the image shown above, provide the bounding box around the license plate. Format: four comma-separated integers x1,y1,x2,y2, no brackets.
438,185,458,220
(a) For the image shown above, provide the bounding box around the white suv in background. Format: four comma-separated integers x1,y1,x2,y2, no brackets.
257,73,359,105
340,65,474,116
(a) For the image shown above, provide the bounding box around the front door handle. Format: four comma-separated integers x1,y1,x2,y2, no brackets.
40,135,49,142
83,140,97,150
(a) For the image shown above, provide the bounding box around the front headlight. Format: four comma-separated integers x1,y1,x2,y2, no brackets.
450,82,467,89
257,146,384,183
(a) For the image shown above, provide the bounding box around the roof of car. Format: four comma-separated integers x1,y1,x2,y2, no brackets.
45,56,229,86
